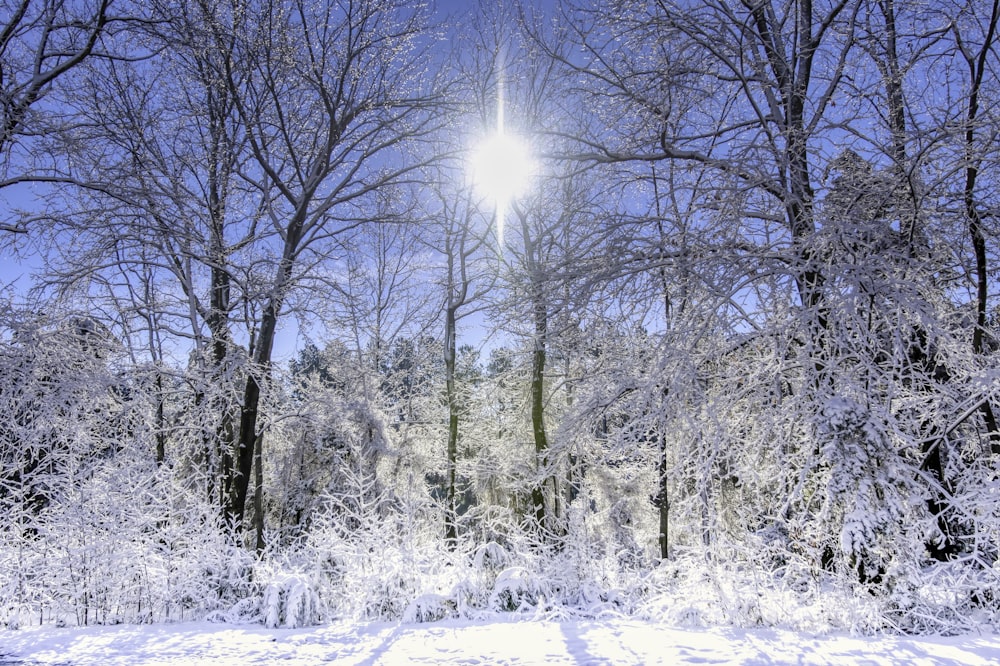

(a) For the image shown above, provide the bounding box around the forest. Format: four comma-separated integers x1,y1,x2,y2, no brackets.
1,0,999,635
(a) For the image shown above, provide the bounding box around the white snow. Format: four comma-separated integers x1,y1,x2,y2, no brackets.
2,619,999,665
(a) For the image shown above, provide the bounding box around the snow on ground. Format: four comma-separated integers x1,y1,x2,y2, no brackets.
3,619,1000,665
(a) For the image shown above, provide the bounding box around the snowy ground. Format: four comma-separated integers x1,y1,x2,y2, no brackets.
2,619,1000,665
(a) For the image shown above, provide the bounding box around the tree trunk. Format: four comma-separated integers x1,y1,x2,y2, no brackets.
530,289,550,532
873,0,925,254
231,371,261,530
658,434,670,560
748,0,829,365
155,372,166,465
444,304,459,547
253,432,265,555
921,437,960,560
228,216,301,532
959,0,1000,451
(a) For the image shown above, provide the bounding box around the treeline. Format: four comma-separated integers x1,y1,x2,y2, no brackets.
1,0,999,633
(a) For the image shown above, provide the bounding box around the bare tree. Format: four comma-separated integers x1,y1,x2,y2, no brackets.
0,0,113,159
209,0,441,539
36,0,255,514
420,181,491,547
548,0,867,348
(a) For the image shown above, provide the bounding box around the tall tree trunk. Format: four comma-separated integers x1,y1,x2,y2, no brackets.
231,310,274,531
871,0,968,558
652,170,674,562
444,303,460,547
874,0,924,253
657,432,670,560
517,205,552,534
253,432,265,555
958,0,1000,451
748,0,828,355
232,367,261,530
530,298,549,532
154,372,166,465
878,0,907,167
229,216,302,532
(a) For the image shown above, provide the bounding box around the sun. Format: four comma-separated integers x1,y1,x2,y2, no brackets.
470,131,534,207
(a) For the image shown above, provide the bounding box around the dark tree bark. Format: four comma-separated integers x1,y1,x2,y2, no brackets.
436,184,487,549
230,228,297,531
512,202,554,534
953,0,1000,451
444,301,460,546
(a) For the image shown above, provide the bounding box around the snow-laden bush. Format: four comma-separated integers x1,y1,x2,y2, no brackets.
280,473,639,624
402,593,456,623
0,465,249,627
489,566,547,612
629,543,885,634
261,573,322,628
880,557,1000,634
815,396,918,585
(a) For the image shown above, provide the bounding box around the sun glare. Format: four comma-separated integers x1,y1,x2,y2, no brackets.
470,62,534,246
471,131,533,205
471,130,533,246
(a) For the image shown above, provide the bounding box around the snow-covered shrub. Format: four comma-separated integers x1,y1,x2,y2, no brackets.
0,313,262,627
814,396,922,586
402,593,457,623
261,573,322,628
489,566,548,612
290,458,456,622
817,398,907,582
